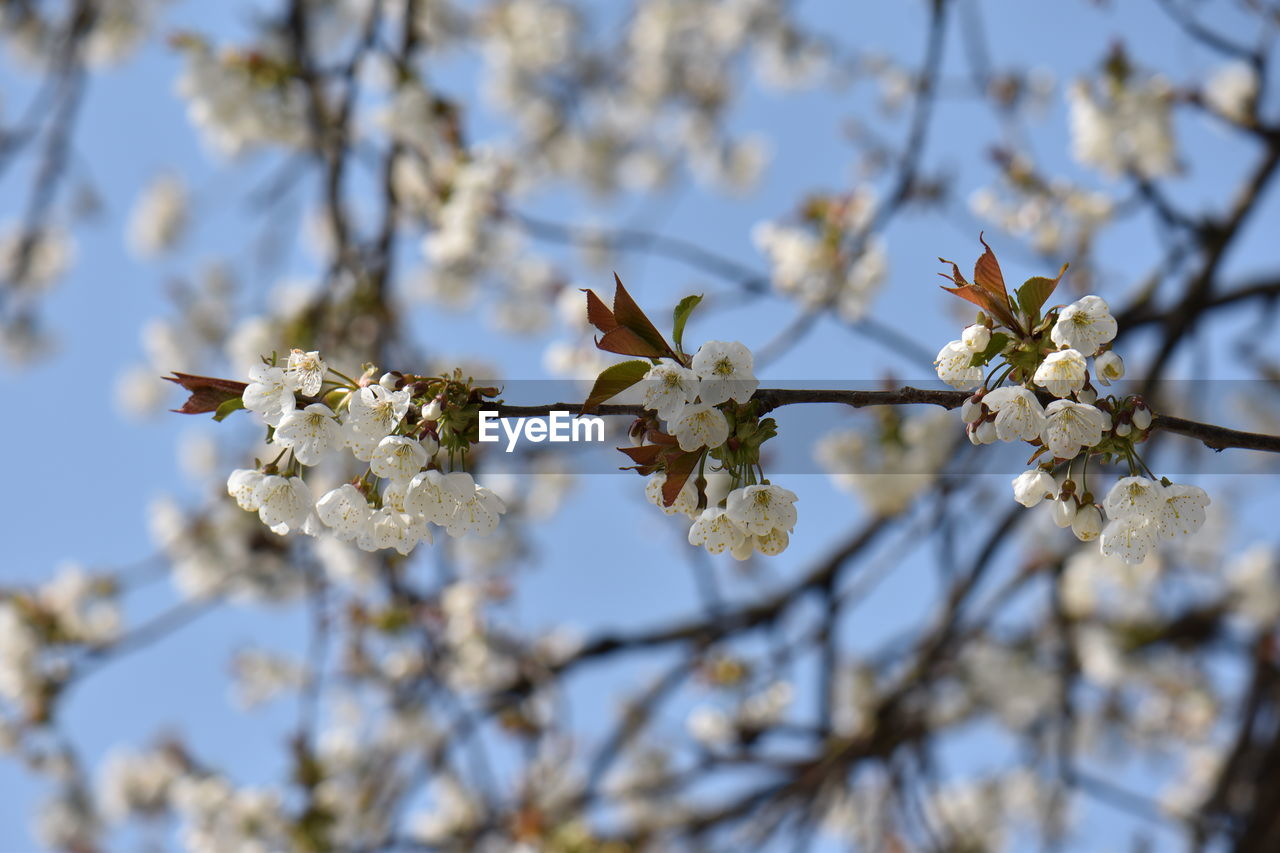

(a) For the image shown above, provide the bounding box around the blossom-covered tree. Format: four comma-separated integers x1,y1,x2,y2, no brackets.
2,1,1280,851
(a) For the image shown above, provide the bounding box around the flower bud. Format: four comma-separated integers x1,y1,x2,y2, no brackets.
1052,499,1077,528
1076,386,1097,405
379,372,400,391
422,399,443,421
961,397,984,424
1115,421,1132,437
1095,351,1124,385
1132,405,1152,430
1071,505,1102,541
962,324,991,353
975,420,998,444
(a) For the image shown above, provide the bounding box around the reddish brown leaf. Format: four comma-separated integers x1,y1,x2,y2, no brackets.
164,373,248,415
940,285,1017,330
611,273,674,358
937,258,969,288
616,445,665,471
973,233,1008,300
661,450,702,507
583,288,617,334
596,327,667,359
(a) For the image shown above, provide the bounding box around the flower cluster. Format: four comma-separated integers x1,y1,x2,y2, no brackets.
936,242,1210,564
209,349,507,555
641,340,758,450
579,277,800,559
752,189,886,323
1067,48,1177,179
633,340,797,560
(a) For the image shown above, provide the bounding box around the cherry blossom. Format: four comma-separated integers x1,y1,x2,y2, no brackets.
1011,469,1057,508
316,484,373,542
671,402,731,451
369,436,431,483
725,484,798,536
1095,350,1124,385
983,387,1047,442
242,364,296,426
1050,295,1116,356
691,340,758,406
934,340,982,390
1040,399,1107,459
1033,349,1088,398
255,476,313,535
273,404,340,466
284,349,327,396
642,362,699,421
687,507,749,555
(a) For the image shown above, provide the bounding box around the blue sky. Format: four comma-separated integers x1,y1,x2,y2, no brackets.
1,1,1278,849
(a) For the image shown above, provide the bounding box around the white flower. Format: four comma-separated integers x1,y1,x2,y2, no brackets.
1104,477,1163,520
1052,499,1078,528
687,508,749,555
1072,505,1103,541
1012,469,1057,508
1095,351,1124,385
443,478,507,538
751,527,790,556
645,472,699,517
243,364,296,426
346,385,411,446
642,362,699,421
1153,483,1210,539
1033,349,1088,398
316,484,372,541
1051,296,1116,356
284,349,326,396
127,173,188,258
227,468,266,511
405,470,464,526
1205,62,1257,123
362,508,431,555
1068,77,1176,179
961,324,991,352
1100,514,1159,565
982,386,1046,442
256,476,312,534
369,436,430,483
725,484,798,536
1040,400,1107,458
691,341,758,405
671,402,731,451
272,404,340,466
935,340,982,390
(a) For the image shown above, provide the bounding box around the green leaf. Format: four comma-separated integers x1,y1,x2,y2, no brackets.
581,359,651,415
213,396,246,421
967,332,1010,368
1015,264,1067,325
671,294,703,354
